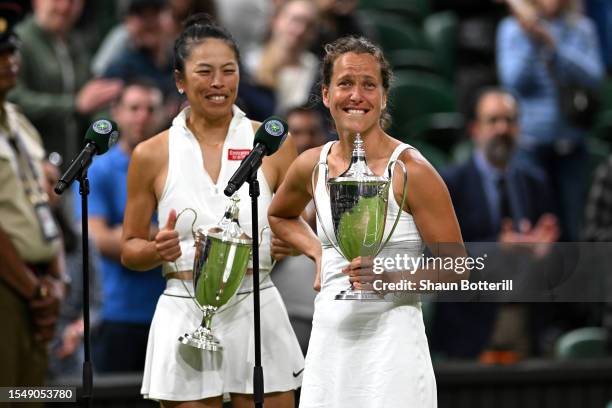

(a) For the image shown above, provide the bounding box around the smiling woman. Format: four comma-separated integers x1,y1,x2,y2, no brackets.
268,36,466,407
120,13,304,408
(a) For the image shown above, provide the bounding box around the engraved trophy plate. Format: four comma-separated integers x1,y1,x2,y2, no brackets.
311,133,407,300
178,195,252,350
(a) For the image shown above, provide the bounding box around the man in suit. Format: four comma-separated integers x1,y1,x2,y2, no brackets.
431,88,559,359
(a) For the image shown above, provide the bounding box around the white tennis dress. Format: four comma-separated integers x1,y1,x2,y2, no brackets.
299,141,437,408
141,106,304,401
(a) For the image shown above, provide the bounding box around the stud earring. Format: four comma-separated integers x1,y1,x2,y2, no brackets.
178,89,184,94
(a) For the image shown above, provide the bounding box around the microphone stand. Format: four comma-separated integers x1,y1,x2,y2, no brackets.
78,169,93,407
248,165,264,408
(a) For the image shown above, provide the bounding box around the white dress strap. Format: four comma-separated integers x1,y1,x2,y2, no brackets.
318,141,336,164
387,143,413,177
389,143,413,163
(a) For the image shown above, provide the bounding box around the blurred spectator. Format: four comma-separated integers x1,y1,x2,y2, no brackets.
41,160,102,380
0,3,68,390
244,0,319,115
286,104,327,154
584,0,612,70
92,0,167,77
161,0,218,40
101,0,180,126
214,0,272,55
432,88,559,359
497,0,605,240
73,79,165,373
309,0,367,58
8,0,123,168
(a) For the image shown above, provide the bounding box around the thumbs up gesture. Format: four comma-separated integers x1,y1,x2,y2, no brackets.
154,209,182,262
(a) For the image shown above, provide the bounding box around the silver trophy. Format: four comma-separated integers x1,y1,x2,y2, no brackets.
178,195,252,350
311,133,407,300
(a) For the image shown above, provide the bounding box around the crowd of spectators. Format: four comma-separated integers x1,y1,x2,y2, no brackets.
1,0,611,391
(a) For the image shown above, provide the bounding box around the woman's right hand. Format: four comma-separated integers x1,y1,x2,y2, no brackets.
154,209,182,262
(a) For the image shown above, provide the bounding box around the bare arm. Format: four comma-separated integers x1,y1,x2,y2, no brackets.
268,148,322,262
121,133,180,270
400,150,465,257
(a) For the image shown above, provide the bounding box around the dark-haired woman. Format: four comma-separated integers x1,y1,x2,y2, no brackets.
122,15,304,408
269,36,464,407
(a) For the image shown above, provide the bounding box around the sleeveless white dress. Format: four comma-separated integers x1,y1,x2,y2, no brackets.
141,106,304,401
299,141,437,408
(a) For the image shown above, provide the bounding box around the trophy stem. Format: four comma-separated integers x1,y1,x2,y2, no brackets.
178,305,222,351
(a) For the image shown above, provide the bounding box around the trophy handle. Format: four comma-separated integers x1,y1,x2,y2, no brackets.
259,225,270,249
174,208,201,299
375,159,408,255
175,207,199,241
310,162,345,259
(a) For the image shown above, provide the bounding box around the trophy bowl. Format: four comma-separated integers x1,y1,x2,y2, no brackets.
311,133,407,300
178,197,252,350
328,178,389,262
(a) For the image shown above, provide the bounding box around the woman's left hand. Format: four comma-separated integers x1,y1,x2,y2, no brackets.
271,235,301,261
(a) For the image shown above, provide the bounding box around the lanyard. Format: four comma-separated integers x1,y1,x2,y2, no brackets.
0,107,59,243
5,130,48,206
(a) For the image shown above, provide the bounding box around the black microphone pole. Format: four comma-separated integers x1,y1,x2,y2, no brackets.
248,160,264,408
78,167,93,407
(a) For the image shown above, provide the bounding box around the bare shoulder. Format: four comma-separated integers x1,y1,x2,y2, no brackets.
295,145,325,176
129,129,170,195
397,146,440,182
131,129,169,168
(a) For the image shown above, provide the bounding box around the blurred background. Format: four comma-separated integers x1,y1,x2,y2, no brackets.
1,0,612,406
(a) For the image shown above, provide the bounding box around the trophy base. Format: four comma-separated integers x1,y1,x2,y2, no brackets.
335,289,383,301
178,327,222,351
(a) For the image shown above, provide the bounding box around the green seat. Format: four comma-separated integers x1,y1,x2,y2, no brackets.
424,11,459,82
587,137,611,181
360,12,431,52
602,77,612,112
591,109,612,143
387,49,440,75
405,140,449,171
399,112,464,153
359,0,430,22
388,72,456,133
554,327,608,359
451,139,474,164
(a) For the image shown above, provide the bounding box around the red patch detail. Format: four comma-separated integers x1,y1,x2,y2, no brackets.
228,149,251,161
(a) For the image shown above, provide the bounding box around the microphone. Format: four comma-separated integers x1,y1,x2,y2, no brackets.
54,119,119,194
224,116,288,196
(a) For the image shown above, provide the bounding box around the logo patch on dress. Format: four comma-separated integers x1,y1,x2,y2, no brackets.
228,149,251,160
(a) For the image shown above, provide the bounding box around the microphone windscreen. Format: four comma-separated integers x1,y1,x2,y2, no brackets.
85,119,120,155
254,116,288,155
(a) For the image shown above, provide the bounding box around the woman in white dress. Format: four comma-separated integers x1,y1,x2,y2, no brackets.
268,36,465,407
121,14,304,408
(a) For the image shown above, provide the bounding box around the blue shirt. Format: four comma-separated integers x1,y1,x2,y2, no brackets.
496,15,604,147
73,145,164,323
